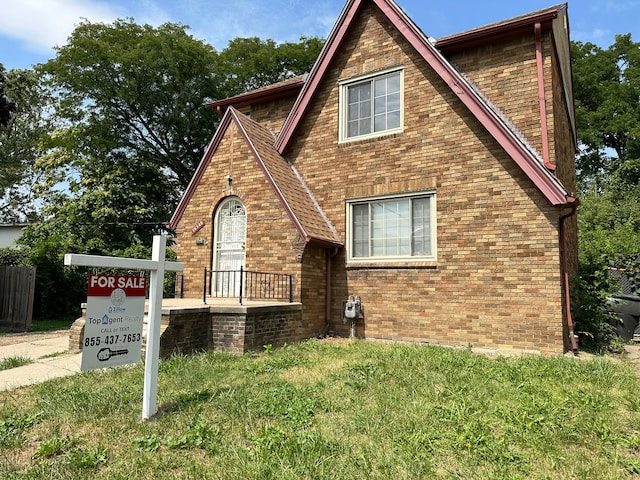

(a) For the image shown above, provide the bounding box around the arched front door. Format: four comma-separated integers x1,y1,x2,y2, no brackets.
213,197,246,295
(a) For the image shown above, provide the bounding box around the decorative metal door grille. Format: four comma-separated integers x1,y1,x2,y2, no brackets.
214,198,246,296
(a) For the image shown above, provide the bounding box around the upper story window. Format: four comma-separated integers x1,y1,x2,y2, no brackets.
339,68,403,142
347,191,436,263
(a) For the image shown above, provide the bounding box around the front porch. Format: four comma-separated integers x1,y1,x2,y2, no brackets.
69,297,304,357
157,298,304,356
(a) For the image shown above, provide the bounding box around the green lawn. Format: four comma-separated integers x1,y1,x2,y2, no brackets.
30,318,75,332
0,339,639,479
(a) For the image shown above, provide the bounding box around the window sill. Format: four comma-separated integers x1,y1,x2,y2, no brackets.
338,130,403,146
346,261,437,270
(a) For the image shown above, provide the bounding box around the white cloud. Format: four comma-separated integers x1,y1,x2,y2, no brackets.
0,0,121,53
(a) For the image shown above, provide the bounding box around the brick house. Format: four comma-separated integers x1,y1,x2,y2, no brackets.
169,0,578,355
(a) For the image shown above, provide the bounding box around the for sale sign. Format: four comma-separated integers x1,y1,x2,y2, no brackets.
81,274,146,371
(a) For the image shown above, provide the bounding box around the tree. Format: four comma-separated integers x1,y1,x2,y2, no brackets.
34,19,221,252
215,36,324,97
0,65,16,127
0,68,53,222
572,34,640,191
572,35,640,274
31,25,323,255
42,19,222,190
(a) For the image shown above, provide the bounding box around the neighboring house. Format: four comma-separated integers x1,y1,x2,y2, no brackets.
169,0,578,355
0,224,26,249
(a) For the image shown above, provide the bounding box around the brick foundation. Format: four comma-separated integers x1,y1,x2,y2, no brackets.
71,302,303,358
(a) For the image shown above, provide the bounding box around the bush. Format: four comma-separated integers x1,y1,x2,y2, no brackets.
0,247,27,266
571,267,620,353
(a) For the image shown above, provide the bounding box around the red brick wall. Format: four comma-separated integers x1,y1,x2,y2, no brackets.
247,97,297,137
299,245,328,336
447,33,549,164
285,4,567,353
209,304,304,354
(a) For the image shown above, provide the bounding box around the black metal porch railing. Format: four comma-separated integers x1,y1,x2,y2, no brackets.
203,267,293,305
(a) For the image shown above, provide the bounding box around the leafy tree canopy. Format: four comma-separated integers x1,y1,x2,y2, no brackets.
41,19,221,191
0,68,53,222
26,19,220,257
572,34,640,277
0,65,16,127
572,34,640,190
215,36,324,97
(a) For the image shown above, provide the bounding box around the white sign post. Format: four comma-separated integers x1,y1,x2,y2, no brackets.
64,235,183,420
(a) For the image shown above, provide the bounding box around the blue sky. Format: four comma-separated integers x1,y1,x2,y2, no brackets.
1,0,639,71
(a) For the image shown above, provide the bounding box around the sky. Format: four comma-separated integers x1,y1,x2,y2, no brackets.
1,0,639,71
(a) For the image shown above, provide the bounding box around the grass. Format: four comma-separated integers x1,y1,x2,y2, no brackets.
0,318,75,335
30,318,75,332
0,356,32,371
0,339,639,479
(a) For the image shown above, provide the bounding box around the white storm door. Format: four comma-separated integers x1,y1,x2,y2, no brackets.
214,198,246,296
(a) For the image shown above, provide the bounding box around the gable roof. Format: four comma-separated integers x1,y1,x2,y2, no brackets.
274,0,571,206
169,107,342,247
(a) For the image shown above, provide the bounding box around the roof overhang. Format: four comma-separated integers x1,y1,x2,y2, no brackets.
435,4,566,54
207,75,307,115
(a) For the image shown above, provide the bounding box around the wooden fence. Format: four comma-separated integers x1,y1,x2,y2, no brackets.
0,266,36,331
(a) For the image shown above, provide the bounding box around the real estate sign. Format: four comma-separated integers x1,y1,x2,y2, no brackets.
81,274,146,371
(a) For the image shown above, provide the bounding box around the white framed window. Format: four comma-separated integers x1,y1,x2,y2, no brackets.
339,68,403,142
347,192,436,263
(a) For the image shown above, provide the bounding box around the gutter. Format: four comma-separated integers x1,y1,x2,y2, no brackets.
535,22,556,172
559,197,578,353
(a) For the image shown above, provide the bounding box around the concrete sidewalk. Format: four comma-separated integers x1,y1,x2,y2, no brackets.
0,332,81,391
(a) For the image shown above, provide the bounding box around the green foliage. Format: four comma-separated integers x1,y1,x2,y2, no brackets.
215,36,324,97
622,255,640,295
0,247,27,266
132,434,161,452
572,34,640,279
164,420,220,453
249,381,325,429
578,189,640,269
0,64,16,127
0,68,53,222
571,268,619,353
572,34,640,347
64,445,108,471
28,19,220,258
33,434,73,459
572,34,640,189
0,411,42,449
0,356,33,371
42,19,220,189
16,229,85,320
